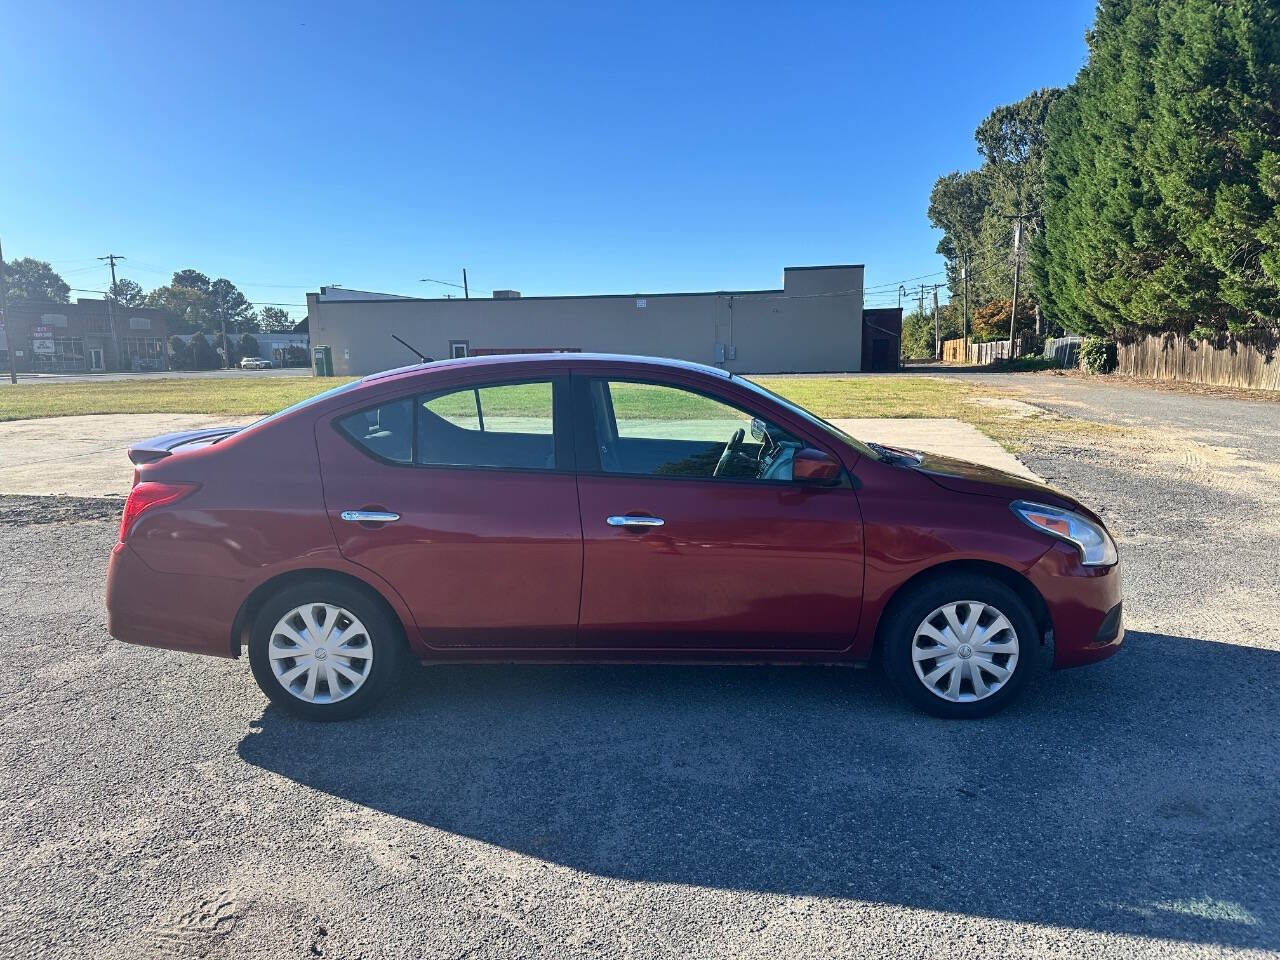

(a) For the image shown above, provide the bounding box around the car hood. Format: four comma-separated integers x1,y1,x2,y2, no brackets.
883,447,1083,512
128,426,243,464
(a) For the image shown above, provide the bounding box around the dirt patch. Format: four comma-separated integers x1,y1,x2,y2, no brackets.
967,396,1052,419
0,494,125,526
1032,369,1280,403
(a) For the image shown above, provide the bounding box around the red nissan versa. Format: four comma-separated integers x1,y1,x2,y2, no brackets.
105,354,1123,720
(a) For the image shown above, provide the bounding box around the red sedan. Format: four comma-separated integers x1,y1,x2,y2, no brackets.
106,354,1122,720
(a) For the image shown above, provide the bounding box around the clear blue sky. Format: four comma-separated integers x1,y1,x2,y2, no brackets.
3,1,1094,320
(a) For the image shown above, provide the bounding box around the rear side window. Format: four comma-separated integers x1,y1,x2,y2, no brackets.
337,398,413,464
418,381,555,469
337,380,558,470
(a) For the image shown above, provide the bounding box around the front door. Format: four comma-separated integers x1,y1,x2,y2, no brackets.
317,375,583,648
574,376,864,651
89,348,105,371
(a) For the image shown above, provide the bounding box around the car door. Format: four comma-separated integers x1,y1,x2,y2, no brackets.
573,373,864,651
316,374,583,648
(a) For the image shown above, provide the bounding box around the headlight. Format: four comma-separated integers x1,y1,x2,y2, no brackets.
1011,500,1118,567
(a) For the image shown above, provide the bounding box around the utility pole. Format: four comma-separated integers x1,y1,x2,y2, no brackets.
99,254,126,371
1007,215,1029,358
462,268,470,300
931,285,941,361
0,236,14,384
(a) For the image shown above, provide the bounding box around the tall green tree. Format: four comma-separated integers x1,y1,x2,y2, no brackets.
2,258,70,303
1036,0,1280,337
209,278,257,333
929,90,1062,314
928,171,989,297
901,305,960,360
258,305,294,332
109,277,146,307
1148,0,1280,333
146,269,213,334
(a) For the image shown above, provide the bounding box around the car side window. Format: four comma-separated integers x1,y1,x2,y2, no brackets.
337,398,414,464
591,379,805,482
418,380,556,470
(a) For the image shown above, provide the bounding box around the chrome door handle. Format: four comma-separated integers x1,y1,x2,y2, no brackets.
607,515,664,527
341,510,400,523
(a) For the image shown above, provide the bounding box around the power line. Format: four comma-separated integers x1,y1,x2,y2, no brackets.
70,287,304,309
863,269,947,292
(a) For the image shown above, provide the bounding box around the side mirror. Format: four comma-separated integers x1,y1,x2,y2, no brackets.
793,448,841,484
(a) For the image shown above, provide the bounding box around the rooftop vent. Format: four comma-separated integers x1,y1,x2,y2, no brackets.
492,289,521,299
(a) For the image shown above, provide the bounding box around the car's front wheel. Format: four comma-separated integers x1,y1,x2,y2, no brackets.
882,573,1041,718
248,579,402,720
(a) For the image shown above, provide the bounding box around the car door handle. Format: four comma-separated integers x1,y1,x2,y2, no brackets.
341,510,400,523
606,515,664,528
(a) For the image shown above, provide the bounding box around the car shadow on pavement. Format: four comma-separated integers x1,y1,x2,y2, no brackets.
238,631,1279,948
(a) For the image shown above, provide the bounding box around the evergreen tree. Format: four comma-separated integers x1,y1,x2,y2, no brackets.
1034,0,1280,337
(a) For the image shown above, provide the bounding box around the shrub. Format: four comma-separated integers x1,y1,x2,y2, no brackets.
1079,336,1116,373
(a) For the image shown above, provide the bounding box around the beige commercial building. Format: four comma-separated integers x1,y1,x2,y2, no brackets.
306,263,887,377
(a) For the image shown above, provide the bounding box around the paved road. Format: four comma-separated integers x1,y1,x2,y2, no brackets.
2,384,1278,958
924,369,1280,463
0,366,312,384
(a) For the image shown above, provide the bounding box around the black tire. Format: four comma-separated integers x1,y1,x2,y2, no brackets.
881,572,1041,719
248,578,403,721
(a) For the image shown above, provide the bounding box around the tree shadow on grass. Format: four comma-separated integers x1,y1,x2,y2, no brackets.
239,632,1279,948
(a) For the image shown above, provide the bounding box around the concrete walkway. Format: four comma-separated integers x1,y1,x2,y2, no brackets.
0,413,1038,498
829,417,1038,480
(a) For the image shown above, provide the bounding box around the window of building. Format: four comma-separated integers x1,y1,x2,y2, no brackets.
32,338,86,373
449,340,469,359
590,380,805,482
122,337,165,371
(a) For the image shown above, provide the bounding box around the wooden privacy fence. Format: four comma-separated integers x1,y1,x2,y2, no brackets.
939,335,1037,365
1116,334,1280,391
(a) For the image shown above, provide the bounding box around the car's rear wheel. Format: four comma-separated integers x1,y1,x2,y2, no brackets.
882,573,1040,718
248,579,402,720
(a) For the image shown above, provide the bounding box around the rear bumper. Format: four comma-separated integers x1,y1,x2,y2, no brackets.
1026,543,1125,669
105,542,243,658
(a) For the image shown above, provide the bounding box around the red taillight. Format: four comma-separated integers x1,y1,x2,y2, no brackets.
118,481,197,542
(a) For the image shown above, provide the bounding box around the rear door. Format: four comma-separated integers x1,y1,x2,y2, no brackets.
573,374,864,651
316,374,583,648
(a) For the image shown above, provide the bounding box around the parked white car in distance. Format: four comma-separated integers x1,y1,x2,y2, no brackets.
239,358,274,370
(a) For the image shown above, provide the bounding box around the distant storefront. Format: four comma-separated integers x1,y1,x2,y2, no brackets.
0,298,171,373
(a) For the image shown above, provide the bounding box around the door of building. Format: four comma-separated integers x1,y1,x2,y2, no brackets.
89,348,105,372
871,338,894,371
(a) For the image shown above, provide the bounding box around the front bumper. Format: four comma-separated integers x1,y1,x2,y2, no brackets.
1025,543,1125,668
105,541,243,658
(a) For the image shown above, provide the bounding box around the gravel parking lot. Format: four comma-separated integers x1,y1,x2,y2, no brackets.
2,383,1277,959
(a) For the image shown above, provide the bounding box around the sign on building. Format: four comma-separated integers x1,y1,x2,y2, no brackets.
31,325,55,355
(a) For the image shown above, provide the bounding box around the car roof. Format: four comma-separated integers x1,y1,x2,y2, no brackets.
362,352,731,386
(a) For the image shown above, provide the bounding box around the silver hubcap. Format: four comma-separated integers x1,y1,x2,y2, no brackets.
911,601,1019,703
268,603,374,704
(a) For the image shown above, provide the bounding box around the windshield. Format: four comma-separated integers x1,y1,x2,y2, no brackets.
246,379,363,431
734,377,883,462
